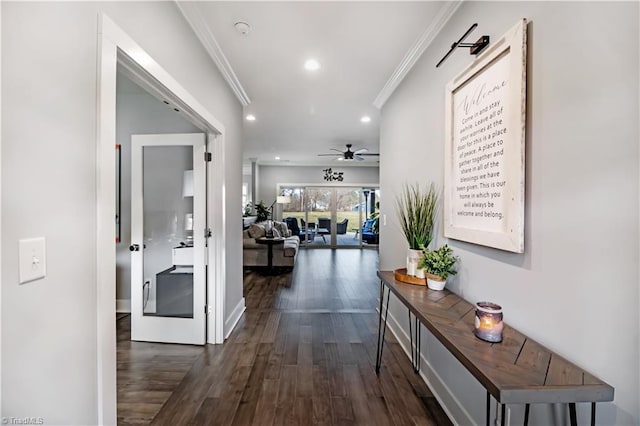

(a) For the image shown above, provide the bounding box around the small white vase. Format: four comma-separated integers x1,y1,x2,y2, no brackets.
426,276,446,291
407,249,422,277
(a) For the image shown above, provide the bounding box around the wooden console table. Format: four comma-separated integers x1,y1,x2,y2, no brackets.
375,271,614,426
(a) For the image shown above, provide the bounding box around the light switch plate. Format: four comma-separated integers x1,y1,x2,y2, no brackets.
19,237,46,284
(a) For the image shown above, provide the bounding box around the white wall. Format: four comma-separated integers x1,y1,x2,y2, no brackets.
257,165,379,205
380,2,639,425
1,2,243,423
115,76,199,309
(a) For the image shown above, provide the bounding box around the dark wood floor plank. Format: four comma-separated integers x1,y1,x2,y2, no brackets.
231,343,272,425
311,396,332,426
296,397,315,425
277,364,298,406
117,249,450,425
331,396,355,426
251,379,279,426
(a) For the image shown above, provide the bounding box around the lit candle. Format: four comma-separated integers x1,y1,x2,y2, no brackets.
474,302,503,343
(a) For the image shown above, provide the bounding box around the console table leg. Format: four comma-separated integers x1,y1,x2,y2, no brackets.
591,403,596,426
486,391,491,426
408,312,421,373
416,315,421,374
569,403,577,426
375,283,390,374
409,310,414,371
523,404,530,426
501,404,506,426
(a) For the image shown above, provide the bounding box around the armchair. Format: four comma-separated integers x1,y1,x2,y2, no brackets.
336,218,348,234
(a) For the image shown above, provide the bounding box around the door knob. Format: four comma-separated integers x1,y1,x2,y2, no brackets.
129,244,140,252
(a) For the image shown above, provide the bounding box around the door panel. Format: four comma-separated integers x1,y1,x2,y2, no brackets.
306,188,332,246
335,188,361,247
131,133,206,345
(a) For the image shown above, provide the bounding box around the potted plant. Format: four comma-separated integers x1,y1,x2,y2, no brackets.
395,183,439,276
254,201,270,222
243,202,253,217
419,244,458,290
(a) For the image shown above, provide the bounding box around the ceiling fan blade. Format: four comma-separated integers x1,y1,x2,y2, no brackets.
358,153,380,156
355,155,365,161
354,148,368,154
318,153,341,156
330,148,345,153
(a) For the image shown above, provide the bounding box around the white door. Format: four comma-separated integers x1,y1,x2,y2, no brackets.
130,133,207,344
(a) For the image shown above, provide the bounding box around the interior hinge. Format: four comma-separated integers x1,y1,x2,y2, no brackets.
204,304,208,314
204,152,212,162
205,228,212,238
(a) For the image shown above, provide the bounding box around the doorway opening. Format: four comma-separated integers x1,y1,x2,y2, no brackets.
97,14,227,423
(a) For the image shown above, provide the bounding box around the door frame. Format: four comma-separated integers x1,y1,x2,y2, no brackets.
96,14,227,424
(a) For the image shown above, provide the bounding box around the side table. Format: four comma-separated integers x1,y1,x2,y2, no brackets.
255,237,285,274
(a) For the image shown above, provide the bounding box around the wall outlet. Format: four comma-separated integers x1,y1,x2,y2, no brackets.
19,237,46,284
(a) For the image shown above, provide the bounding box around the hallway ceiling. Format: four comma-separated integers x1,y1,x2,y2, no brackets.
180,2,449,167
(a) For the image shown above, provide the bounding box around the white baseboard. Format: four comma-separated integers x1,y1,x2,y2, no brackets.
116,299,131,313
384,308,475,426
224,297,246,339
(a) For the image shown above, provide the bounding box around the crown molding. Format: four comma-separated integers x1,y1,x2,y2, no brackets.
176,1,251,106
373,1,463,109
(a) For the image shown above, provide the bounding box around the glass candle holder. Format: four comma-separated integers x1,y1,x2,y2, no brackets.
265,220,274,238
474,302,503,343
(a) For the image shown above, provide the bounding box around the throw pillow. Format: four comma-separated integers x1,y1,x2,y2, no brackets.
248,223,266,239
272,228,282,238
274,221,291,238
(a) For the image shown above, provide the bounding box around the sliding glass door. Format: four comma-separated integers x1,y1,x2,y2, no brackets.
280,186,379,248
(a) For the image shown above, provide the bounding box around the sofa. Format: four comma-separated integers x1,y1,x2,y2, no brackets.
243,221,300,269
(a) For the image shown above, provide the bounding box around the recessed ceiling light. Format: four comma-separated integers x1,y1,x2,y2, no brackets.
304,59,320,71
275,156,281,160
234,21,251,36
361,116,371,123
246,114,256,121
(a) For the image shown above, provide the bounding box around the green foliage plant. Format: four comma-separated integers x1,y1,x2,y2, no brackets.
395,183,439,250
254,201,270,222
419,244,458,280
369,201,380,233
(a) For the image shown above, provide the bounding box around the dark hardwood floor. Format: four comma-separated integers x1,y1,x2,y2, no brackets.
117,249,452,425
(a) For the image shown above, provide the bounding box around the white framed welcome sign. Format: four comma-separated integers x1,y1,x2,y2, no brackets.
444,19,527,253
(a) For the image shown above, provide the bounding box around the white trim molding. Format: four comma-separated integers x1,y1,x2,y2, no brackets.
0,0,4,415
373,1,463,109
224,298,246,340
176,1,251,107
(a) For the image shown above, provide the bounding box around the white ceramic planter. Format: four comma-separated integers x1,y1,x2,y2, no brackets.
406,249,423,277
426,276,446,291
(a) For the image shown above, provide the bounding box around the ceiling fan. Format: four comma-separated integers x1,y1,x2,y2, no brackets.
317,143,380,161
